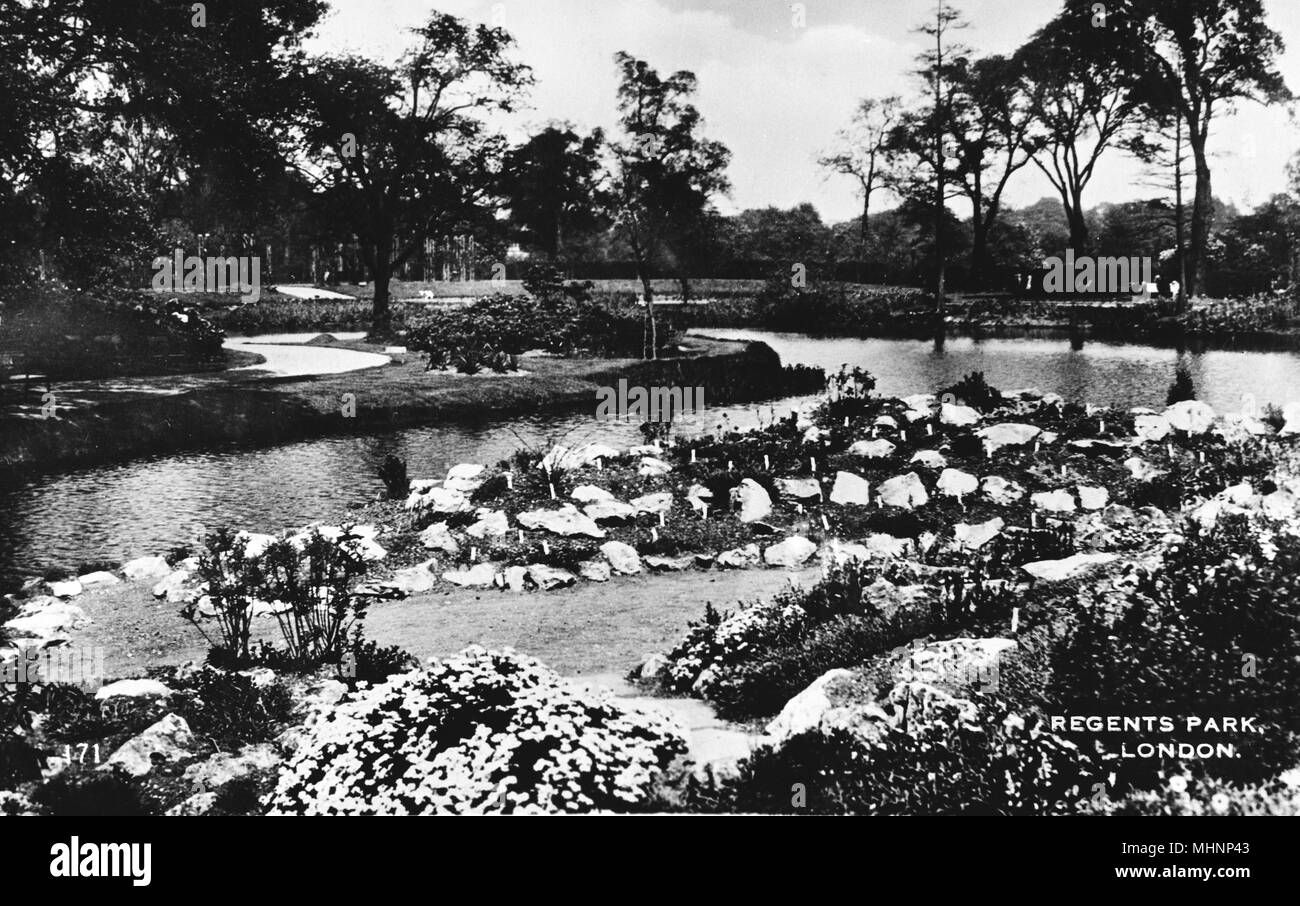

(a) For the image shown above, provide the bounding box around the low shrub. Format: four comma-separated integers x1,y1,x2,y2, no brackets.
939,371,1004,412
40,683,162,743
705,612,929,720
1046,514,1300,785
267,646,687,815
1166,362,1196,405
1086,772,1300,816
684,700,1106,815
406,287,664,373
190,527,372,669
343,636,419,687
30,770,151,816
151,667,296,749
659,558,936,714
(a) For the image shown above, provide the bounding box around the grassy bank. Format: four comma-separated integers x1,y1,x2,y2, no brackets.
0,337,821,473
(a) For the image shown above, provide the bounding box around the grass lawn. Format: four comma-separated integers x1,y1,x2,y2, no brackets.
0,335,785,471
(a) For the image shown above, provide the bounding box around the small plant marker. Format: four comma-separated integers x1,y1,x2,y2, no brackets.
651,527,659,542
596,458,603,470
1167,442,1175,457
844,416,849,428
821,514,830,531
548,482,556,499
518,529,525,543
927,424,934,436
505,472,514,490
1099,418,1105,433
810,456,817,473
796,503,803,515
1011,607,1020,634
701,503,708,520
542,541,550,556
690,448,697,463
470,546,478,561
763,454,770,470
659,511,666,527
1031,512,1039,528
727,460,733,471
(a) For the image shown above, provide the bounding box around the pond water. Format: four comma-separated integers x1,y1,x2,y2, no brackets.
5,329,1300,583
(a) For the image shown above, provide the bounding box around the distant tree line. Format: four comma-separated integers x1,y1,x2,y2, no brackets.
1,0,1296,349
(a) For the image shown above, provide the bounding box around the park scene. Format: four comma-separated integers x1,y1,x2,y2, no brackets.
3,0,1300,818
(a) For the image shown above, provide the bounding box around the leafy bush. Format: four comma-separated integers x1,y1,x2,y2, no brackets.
704,612,929,720
1166,362,1196,405
939,371,1003,412
685,700,1105,815
190,527,372,669
0,676,48,787
40,683,161,743
1,285,225,379
659,558,935,715
1046,514,1300,785
267,646,686,815
155,667,296,749
31,771,151,816
406,290,665,373
343,636,419,687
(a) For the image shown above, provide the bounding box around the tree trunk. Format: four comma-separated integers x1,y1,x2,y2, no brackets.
637,264,656,360
1067,203,1088,257
371,239,393,335
859,192,872,283
1188,139,1211,299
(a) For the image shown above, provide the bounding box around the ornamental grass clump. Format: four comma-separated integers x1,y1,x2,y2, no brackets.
267,647,687,815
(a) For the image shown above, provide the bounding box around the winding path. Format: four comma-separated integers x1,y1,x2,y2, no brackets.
225,334,388,377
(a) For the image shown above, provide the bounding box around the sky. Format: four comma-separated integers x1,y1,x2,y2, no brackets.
305,0,1300,224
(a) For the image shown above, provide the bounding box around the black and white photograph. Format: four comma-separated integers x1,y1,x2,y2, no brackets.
1,0,1299,851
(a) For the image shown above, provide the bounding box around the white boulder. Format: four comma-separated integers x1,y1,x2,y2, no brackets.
828,471,871,506
877,472,929,509
763,536,817,568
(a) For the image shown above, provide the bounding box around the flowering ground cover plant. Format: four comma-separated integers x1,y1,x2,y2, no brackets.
267,646,687,815
682,697,1108,816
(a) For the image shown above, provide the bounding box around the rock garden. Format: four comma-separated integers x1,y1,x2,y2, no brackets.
6,367,1300,814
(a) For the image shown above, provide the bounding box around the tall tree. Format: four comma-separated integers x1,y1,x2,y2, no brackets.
500,125,608,261
948,54,1037,287
610,51,730,357
890,1,969,323
1016,4,1139,254
1124,98,1192,299
291,13,531,331
0,0,325,283
819,96,901,271
1119,0,1291,297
